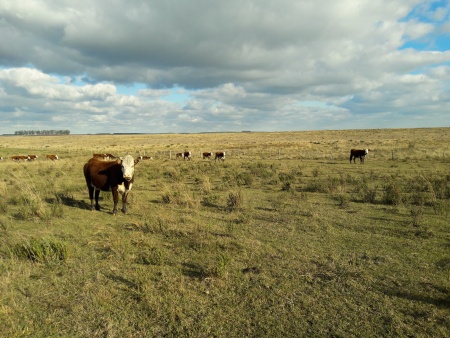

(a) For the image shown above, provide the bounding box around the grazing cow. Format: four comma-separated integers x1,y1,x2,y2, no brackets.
202,152,212,159
183,151,192,160
93,153,116,160
138,155,153,161
11,155,30,161
27,155,38,161
83,155,139,215
46,154,59,160
350,149,368,164
215,151,225,161
176,152,183,159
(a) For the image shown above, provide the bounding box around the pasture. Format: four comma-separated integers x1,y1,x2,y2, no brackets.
0,128,449,337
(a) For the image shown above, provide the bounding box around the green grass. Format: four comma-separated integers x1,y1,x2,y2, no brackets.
0,128,449,337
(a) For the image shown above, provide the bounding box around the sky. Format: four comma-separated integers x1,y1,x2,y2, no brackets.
0,0,449,135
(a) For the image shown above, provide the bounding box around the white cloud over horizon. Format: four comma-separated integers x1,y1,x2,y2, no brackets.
0,0,449,134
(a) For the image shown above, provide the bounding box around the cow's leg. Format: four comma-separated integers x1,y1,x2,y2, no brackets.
121,190,129,214
87,185,96,210
112,188,119,215
94,189,101,210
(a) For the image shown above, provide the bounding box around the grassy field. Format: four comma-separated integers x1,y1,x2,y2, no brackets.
0,128,449,337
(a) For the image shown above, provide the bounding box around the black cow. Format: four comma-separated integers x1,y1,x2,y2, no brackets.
350,149,368,164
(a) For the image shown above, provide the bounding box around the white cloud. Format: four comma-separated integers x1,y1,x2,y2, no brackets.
0,0,449,134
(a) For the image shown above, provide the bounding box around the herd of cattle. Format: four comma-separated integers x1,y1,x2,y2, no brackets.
1,149,369,164
1,148,369,215
2,154,60,161
81,148,368,215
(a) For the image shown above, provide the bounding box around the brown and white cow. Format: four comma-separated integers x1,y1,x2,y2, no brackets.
138,155,153,161
350,149,368,164
183,151,192,160
202,152,212,159
11,155,30,161
93,153,116,160
215,151,225,161
27,155,38,161
46,154,59,160
176,152,183,159
83,155,139,215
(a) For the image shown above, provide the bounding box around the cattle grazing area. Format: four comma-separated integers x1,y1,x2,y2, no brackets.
0,128,449,337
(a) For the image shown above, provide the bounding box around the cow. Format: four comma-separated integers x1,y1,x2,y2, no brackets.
11,155,30,161
83,155,139,215
183,151,192,160
138,156,153,161
350,149,368,164
202,152,212,159
27,155,38,161
93,153,116,160
215,151,225,161
176,152,183,159
46,154,59,160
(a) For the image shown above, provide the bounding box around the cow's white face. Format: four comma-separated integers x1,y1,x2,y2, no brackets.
365,149,369,155
121,155,135,181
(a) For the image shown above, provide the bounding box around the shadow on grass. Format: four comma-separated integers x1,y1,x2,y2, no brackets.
46,193,91,210
181,262,206,279
382,283,449,309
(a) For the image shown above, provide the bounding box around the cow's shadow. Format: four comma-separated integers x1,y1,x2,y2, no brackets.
46,193,91,210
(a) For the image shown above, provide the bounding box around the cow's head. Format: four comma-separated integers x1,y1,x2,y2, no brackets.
120,155,138,181
365,149,369,155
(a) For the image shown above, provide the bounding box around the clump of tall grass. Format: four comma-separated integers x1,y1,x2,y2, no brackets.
382,180,403,205
353,181,378,204
226,189,244,211
12,237,68,263
161,184,200,208
235,171,254,186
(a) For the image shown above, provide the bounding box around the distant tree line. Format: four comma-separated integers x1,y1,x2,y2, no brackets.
14,130,70,136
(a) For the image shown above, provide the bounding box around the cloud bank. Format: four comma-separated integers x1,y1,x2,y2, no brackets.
0,0,449,134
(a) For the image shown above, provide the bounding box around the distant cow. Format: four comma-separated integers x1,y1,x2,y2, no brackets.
46,154,59,160
27,155,38,161
138,156,153,161
83,155,139,215
176,153,183,159
183,151,192,160
215,151,225,161
202,152,212,159
93,153,116,160
11,155,30,161
350,149,368,164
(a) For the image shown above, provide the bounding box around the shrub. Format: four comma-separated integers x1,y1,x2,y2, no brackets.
335,193,350,209
382,180,403,205
227,189,244,211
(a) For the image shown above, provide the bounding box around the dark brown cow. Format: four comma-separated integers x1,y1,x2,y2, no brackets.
202,152,212,159
27,155,38,161
215,151,225,161
183,151,192,160
83,155,139,215
46,154,59,160
350,149,368,164
11,155,30,161
176,152,183,159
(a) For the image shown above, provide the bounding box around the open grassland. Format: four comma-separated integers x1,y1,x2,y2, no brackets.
0,128,449,337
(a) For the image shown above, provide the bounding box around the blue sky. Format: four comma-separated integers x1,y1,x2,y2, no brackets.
0,0,449,134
